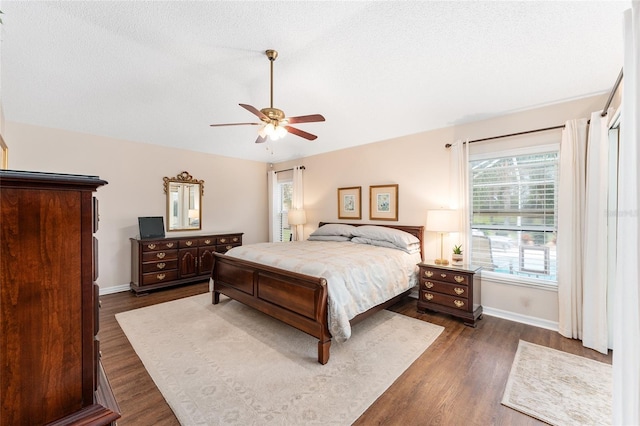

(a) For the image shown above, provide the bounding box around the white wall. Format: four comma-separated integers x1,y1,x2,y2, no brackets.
5,122,269,293
275,94,608,327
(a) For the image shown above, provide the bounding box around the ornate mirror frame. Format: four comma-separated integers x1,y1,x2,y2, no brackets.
163,171,204,231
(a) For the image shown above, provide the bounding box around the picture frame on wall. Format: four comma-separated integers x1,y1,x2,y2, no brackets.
337,186,362,219
369,184,398,221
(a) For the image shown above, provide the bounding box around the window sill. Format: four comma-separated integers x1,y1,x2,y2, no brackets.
480,270,558,292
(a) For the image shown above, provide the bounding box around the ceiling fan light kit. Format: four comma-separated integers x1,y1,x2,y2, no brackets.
210,49,325,144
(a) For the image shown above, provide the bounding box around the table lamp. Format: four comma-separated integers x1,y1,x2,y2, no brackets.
287,209,307,241
426,209,459,265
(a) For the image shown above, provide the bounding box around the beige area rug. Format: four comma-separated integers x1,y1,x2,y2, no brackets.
502,340,612,426
116,293,443,425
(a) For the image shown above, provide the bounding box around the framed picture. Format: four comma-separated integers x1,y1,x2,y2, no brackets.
337,186,361,219
369,184,398,221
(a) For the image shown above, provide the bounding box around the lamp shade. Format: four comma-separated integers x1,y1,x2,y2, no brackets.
287,209,307,226
426,209,459,232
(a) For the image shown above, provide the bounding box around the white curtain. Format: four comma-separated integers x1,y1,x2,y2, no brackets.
582,110,612,354
449,140,470,254
557,119,588,340
292,166,304,241
613,3,640,424
267,170,277,242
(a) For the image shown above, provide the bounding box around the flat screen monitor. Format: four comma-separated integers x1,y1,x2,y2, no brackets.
138,216,165,239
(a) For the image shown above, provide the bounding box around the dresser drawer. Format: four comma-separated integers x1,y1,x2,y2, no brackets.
142,250,178,262
199,237,216,247
179,239,198,248
141,241,177,251
217,235,241,244
142,260,178,273
420,278,469,299
142,270,179,286
420,268,470,285
421,290,469,311
216,243,241,253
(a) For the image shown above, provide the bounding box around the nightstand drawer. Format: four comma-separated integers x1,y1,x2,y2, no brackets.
420,268,469,285
420,279,469,299
421,290,469,311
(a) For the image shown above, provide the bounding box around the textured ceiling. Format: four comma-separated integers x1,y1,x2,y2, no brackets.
0,1,630,163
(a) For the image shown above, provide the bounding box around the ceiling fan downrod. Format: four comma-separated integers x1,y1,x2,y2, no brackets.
266,49,278,109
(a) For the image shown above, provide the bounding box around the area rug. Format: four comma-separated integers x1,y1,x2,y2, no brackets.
501,340,612,426
116,293,443,425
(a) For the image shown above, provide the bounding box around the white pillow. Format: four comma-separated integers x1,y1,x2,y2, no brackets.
351,225,420,250
308,235,351,242
352,237,421,254
309,223,357,238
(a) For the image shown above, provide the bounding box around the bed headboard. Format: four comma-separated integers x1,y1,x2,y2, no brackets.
318,222,425,260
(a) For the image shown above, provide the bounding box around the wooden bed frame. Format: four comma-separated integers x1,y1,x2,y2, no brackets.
211,223,424,364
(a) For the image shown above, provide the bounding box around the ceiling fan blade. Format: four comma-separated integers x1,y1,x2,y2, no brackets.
284,126,317,141
209,122,261,127
255,135,267,144
286,114,326,124
239,104,268,120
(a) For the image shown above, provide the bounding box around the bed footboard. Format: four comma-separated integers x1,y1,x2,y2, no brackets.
212,253,332,364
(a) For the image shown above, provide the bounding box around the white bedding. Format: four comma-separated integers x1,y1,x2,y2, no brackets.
224,240,421,342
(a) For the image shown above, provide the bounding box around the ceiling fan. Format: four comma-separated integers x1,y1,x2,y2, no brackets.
210,49,325,144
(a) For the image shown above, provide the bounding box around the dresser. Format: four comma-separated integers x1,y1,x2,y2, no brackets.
130,233,243,293
417,263,483,327
0,170,120,425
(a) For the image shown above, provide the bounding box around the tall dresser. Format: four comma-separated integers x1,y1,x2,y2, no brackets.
0,170,120,425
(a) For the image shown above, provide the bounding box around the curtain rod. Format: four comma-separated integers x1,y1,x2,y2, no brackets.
444,125,565,148
600,68,623,117
273,165,305,173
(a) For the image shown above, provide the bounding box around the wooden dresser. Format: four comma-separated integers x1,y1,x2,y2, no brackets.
130,233,242,294
417,263,483,327
0,170,120,425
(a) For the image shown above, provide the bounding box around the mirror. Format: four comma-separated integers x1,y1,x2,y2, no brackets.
163,171,204,231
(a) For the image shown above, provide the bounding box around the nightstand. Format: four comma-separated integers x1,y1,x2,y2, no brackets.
417,263,483,327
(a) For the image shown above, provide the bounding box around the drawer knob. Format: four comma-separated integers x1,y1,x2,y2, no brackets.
424,271,433,278
166,243,174,248
157,262,166,270
156,252,166,259
148,243,156,250
424,293,434,301
425,281,434,289
205,239,212,244
186,241,193,246
454,287,465,295
454,276,464,283
220,238,227,243
441,273,447,278
454,300,465,308
157,273,166,280
226,245,232,250
232,237,239,242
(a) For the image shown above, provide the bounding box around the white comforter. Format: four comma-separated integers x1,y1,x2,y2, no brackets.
224,240,421,342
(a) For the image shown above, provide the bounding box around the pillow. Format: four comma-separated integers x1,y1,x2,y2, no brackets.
309,223,357,238
351,225,420,250
307,235,351,242
352,236,421,254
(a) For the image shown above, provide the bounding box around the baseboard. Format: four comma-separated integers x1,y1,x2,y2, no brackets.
482,306,559,332
99,284,131,295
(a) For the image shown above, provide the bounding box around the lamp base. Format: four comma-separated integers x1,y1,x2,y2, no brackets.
434,258,449,265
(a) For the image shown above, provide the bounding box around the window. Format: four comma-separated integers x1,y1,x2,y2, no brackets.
470,149,558,283
274,181,293,242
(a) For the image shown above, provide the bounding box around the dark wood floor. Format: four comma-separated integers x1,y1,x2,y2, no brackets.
99,282,612,425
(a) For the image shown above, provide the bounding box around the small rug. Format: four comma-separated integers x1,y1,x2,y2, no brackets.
501,340,612,426
116,293,443,425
